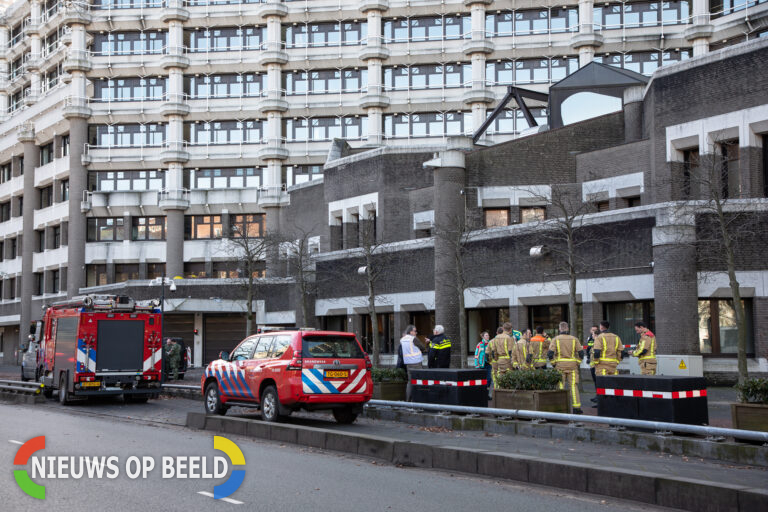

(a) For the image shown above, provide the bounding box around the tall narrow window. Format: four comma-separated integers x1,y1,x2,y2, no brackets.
682,148,699,199
720,140,739,199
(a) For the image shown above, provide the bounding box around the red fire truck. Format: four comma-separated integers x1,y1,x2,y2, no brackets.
31,295,164,404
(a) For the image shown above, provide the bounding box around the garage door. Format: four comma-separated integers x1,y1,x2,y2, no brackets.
203,314,247,364
163,314,195,363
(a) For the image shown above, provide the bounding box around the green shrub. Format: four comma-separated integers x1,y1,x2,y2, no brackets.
371,367,407,383
496,369,562,391
736,378,768,404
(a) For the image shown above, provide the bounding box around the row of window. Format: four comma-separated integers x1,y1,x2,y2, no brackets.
85,214,264,241
85,261,265,287
87,165,321,192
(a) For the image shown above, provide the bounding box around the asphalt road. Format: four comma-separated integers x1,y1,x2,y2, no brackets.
0,402,667,512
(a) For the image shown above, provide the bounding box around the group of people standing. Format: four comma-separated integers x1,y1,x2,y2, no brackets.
475,320,658,413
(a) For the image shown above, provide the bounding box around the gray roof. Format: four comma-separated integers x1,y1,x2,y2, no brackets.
550,61,649,91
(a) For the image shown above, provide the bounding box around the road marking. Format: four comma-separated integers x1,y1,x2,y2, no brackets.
9,440,24,445
197,491,243,505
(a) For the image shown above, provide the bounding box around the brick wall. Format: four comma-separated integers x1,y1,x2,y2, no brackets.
576,140,651,183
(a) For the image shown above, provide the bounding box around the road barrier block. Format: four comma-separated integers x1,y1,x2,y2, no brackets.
477,452,529,482
432,446,478,474
392,441,432,468
528,459,587,492
356,434,394,460
587,467,657,505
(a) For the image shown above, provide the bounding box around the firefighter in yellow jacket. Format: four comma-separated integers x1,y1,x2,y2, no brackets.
548,321,584,414
633,321,657,375
487,322,515,386
593,320,625,376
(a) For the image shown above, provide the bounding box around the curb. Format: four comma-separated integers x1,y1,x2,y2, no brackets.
364,405,768,468
0,391,46,404
187,412,767,512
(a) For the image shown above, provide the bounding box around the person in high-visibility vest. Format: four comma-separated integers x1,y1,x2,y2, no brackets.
528,326,549,370
633,321,657,375
487,323,514,386
427,325,451,368
593,321,625,376
547,321,584,414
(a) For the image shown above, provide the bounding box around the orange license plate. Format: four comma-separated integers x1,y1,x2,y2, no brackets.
81,381,101,388
324,370,349,379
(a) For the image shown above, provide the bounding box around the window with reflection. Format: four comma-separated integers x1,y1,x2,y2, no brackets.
383,64,471,90
520,207,546,223
284,69,367,94
132,217,166,240
92,31,167,55
284,165,323,186
186,120,264,144
231,214,264,238
486,8,578,36
284,21,367,48
194,167,263,189
486,58,578,85
185,73,263,98
115,264,140,283
384,112,471,138
88,124,166,147
186,27,265,52
89,170,165,192
484,208,510,227
384,15,470,42
185,215,223,239
86,264,108,287
87,218,125,242
93,0,165,8
284,117,367,141
698,299,754,354
93,77,167,101
593,1,690,29
594,49,691,75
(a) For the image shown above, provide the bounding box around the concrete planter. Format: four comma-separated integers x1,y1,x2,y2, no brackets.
731,403,768,435
373,382,407,401
493,389,571,413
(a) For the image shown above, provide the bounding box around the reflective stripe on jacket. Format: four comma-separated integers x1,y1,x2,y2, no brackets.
400,335,422,365
551,335,581,364
633,331,657,361
530,335,548,363
595,332,622,363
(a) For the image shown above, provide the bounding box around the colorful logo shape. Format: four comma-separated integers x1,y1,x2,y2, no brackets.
213,436,245,500
14,436,46,500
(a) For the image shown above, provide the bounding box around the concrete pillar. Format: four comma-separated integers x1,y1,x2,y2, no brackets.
688,0,712,58
0,26,8,121
424,137,473,367
166,209,184,279
393,311,410,342
264,206,281,277
361,4,388,146
18,126,39,353
581,301,603,339
66,117,88,296
652,207,699,354
575,0,599,67
623,86,644,143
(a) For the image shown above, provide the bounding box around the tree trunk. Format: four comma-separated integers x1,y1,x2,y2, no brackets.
458,289,467,368
245,273,254,337
567,226,578,335
367,275,379,367
720,217,748,384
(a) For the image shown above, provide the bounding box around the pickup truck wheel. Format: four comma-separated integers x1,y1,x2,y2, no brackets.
260,386,281,422
58,375,71,406
205,382,227,415
20,366,28,382
332,407,358,424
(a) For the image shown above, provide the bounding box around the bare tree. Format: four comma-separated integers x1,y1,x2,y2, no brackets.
674,136,757,384
281,222,322,328
224,218,278,337
358,210,387,367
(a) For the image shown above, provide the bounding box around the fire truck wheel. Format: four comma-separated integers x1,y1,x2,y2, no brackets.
204,382,227,416
58,375,71,406
332,407,359,424
260,386,281,423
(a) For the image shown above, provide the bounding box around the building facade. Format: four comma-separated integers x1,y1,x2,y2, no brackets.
0,0,765,368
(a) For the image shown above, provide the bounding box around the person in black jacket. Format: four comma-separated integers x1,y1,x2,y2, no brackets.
427,325,451,368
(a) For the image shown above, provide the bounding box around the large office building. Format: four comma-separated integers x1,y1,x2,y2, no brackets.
0,0,765,370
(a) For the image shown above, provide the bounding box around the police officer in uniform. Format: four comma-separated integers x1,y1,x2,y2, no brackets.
427,325,451,368
633,321,657,375
548,321,584,414
593,321,625,376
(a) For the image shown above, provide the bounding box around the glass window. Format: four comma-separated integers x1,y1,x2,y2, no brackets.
520,207,546,223
529,304,583,340
185,215,223,240
252,337,274,359
285,21,366,48
231,214,264,238
86,218,125,242
231,337,258,360
86,264,108,287
384,15,469,42
132,216,166,240
90,170,165,192
115,264,140,282
604,301,655,346
484,208,509,227
698,299,754,354
194,167,262,189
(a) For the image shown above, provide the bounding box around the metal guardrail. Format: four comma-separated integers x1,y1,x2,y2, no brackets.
0,379,44,395
162,383,199,391
368,399,768,444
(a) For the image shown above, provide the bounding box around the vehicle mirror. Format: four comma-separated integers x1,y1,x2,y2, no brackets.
20,344,27,352
219,351,230,361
